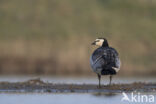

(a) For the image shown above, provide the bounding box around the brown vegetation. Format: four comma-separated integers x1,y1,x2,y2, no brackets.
0,0,156,76
0,36,155,76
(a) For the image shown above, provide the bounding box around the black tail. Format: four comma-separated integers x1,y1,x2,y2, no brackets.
101,67,116,75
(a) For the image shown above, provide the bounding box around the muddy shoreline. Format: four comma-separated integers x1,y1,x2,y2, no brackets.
0,78,156,93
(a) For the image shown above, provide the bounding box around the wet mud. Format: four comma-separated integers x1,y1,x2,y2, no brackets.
0,78,156,93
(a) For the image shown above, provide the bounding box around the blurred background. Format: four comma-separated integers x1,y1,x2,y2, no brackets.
0,0,156,77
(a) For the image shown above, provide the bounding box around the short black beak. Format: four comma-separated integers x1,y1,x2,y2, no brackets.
91,42,96,45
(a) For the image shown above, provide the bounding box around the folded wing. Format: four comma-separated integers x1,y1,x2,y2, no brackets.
90,47,120,72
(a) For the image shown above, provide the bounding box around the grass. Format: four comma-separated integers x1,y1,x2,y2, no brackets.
0,0,155,76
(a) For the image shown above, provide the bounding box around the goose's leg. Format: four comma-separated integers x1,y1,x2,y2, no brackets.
97,74,101,88
109,75,112,85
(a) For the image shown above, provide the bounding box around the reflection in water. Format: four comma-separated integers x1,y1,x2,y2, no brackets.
93,92,117,97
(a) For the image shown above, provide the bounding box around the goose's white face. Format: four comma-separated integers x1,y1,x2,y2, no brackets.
92,39,104,46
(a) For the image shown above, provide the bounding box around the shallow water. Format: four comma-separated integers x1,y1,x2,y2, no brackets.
0,76,156,104
0,76,156,84
0,93,156,104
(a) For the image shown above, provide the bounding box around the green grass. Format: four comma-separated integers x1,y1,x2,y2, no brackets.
0,0,155,38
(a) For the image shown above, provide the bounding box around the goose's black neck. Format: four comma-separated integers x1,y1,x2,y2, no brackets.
102,40,109,47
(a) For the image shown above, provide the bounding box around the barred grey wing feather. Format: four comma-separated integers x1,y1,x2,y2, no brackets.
91,47,120,70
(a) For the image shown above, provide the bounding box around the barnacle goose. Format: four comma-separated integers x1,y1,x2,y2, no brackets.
90,38,121,88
